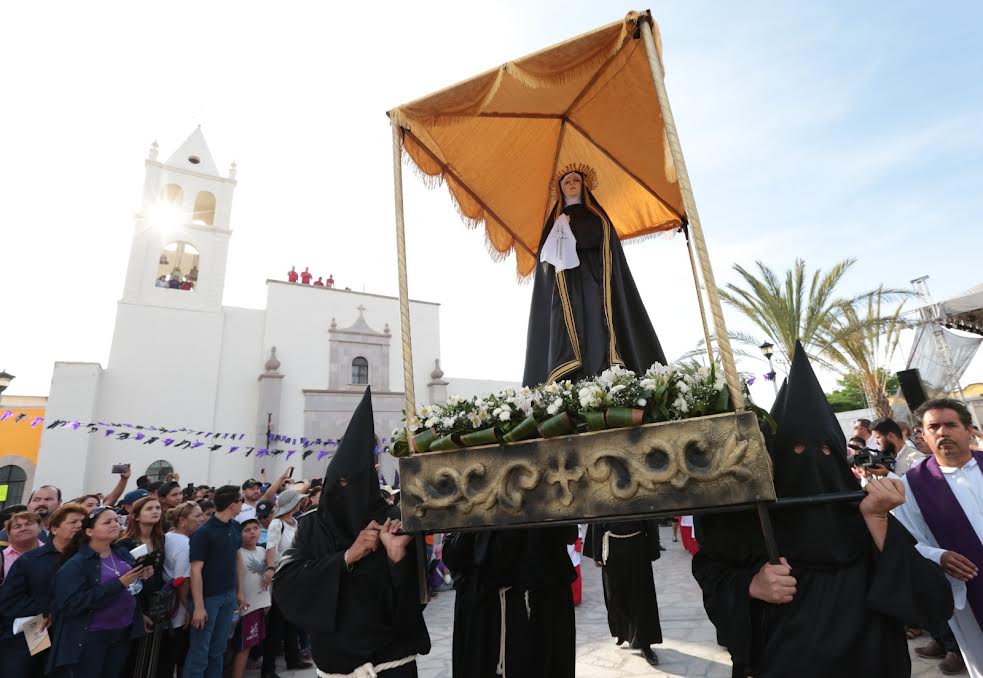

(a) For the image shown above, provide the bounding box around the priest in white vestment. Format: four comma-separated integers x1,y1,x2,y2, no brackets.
893,398,983,677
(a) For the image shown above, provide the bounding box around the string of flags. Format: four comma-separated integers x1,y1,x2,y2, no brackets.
0,410,388,462
744,372,778,387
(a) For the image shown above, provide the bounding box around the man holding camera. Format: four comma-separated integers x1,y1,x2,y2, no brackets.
873,418,926,476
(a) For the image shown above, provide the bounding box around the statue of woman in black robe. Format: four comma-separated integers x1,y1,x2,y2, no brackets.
693,343,954,678
523,164,667,386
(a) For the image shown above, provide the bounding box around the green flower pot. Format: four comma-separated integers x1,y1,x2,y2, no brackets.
605,407,646,428
411,428,438,453
584,411,607,431
429,433,462,452
538,412,575,438
459,427,501,447
503,415,540,443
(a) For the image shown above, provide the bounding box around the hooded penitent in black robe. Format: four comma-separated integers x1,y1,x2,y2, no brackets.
584,520,663,650
273,387,430,676
692,342,954,678
522,177,667,386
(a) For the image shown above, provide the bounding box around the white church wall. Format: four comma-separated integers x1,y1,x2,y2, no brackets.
35,363,102,496
84,302,227,492
445,377,523,400
207,306,267,486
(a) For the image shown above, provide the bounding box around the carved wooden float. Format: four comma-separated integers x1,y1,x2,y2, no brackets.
399,411,775,533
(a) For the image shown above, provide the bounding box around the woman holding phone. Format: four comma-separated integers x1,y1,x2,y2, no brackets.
116,495,168,676
49,507,154,678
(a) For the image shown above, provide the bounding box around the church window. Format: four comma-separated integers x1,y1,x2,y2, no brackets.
146,459,174,483
352,357,369,385
160,183,184,206
192,191,216,225
157,241,200,292
0,465,27,509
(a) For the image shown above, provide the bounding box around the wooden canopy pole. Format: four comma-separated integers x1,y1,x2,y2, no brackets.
685,229,715,365
638,15,744,412
391,121,430,605
391,122,417,419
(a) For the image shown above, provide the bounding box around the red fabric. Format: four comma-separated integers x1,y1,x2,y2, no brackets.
571,563,582,606
180,281,192,290
300,271,312,284
314,280,324,286
287,271,299,282
681,524,699,555
326,277,335,287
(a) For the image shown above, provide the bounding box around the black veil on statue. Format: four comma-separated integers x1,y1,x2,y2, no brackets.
522,166,667,387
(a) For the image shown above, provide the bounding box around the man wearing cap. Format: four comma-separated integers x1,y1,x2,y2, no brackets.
261,488,311,675
238,469,291,524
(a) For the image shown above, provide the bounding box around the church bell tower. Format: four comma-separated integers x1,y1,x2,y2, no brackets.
121,127,237,310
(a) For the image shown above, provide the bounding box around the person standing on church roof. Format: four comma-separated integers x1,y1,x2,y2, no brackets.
326,274,335,288
300,267,312,285
287,266,298,283
893,398,983,676
313,276,324,287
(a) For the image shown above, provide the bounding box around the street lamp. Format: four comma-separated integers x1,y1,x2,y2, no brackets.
758,343,778,395
0,370,14,398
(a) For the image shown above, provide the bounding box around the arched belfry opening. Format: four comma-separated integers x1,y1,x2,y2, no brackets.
192,191,216,225
157,241,200,291
160,183,184,206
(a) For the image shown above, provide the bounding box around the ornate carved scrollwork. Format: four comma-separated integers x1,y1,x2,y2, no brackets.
400,412,775,532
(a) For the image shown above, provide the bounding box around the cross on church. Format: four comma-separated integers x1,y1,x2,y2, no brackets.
357,304,367,314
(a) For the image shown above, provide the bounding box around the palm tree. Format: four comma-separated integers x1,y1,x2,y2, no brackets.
717,258,857,368
816,287,911,418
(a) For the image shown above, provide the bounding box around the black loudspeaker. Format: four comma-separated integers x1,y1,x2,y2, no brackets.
896,369,929,411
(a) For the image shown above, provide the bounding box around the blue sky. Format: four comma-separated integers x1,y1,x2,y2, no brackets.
0,1,980,405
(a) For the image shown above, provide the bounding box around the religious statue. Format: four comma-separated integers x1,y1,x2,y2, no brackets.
523,163,667,386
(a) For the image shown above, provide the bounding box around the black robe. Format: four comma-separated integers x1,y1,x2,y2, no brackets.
523,192,667,387
273,387,430,675
585,521,663,649
444,526,578,678
274,511,429,675
693,343,953,677
693,511,954,678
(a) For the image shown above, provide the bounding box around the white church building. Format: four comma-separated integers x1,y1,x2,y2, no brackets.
35,129,511,497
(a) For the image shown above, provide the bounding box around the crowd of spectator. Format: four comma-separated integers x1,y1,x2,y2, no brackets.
0,465,338,678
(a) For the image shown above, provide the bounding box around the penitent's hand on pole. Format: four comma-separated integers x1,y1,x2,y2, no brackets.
380,518,413,563
859,477,906,551
344,521,382,569
749,558,796,604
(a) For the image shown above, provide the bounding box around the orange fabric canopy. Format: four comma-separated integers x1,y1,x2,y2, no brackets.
389,11,686,279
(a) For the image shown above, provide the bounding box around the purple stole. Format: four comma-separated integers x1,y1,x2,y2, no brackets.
907,451,983,629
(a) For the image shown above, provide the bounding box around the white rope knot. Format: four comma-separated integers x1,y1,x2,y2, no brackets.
317,655,417,678
600,530,642,565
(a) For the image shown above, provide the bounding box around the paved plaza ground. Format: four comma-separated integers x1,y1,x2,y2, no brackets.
261,526,948,677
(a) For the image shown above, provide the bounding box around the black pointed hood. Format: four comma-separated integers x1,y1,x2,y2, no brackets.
319,387,392,546
768,341,866,566
771,341,858,499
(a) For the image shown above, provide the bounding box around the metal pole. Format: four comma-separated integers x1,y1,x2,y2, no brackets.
767,355,778,396
638,14,744,412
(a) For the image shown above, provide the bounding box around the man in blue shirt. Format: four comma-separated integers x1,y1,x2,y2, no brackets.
184,485,244,678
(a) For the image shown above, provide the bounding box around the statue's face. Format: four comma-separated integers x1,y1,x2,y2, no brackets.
560,172,582,202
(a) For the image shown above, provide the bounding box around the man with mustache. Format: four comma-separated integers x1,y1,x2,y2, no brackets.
894,398,983,676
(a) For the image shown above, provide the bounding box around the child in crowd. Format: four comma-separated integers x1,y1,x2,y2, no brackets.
230,518,272,678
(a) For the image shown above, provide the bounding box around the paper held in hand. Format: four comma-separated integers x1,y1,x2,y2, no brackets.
13,614,51,656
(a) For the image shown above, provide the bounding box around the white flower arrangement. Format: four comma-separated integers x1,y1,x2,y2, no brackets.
401,361,729,445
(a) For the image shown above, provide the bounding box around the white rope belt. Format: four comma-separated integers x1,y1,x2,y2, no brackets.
317,654,416,678
497,586,511,676
601,530,641,565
